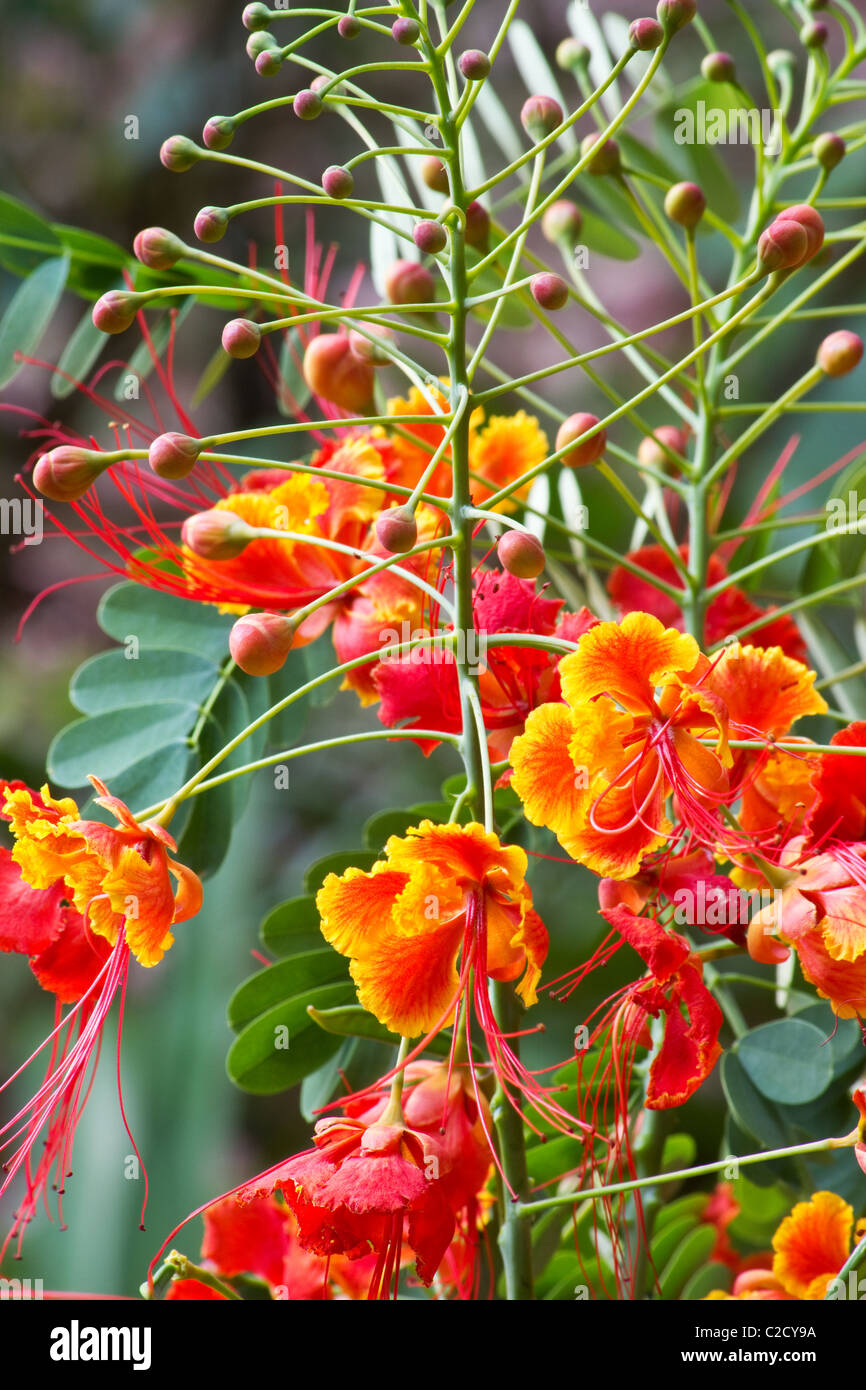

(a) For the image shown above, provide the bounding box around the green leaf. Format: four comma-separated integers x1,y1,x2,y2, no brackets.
653,1193,708,1233
0,254,70,388
300,1037,359,1122
260,895,323,958
276,328,311,416
226,980,356,1094
47,701,198,788
98,582,233,661
720,1051,790,1149
651,1215,700,1272
228,951,350,1032
303,849,378,896
654,80,741,221
525,1136,581,1187
736,1018,834,1105
50,298,115,398
0,194,63,274
54,224,132,299
573,206,641,261
264,651,312,748
114,300,195,402
681,1262,733,1300
97,741,194,825
191,343,233,408
660,1131,697,1173
659,1225,718,1300
301,636,341,706
363,808,418,851
70,648,220,716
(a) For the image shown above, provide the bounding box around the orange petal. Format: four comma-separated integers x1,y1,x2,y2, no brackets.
705,644,827,740
772,1191,852,1300
559,611,703,716
317,865,410,958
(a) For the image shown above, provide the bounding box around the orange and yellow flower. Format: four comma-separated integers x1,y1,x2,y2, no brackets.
706,1191,864,1300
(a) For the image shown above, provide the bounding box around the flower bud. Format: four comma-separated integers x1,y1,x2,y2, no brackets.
246,31,277,60
182,509,256,560
221,318,262,359
293,89,322,120
556,37,590,72
202,116,236,151
781,203,825,260
767,49,795,79
376,506,418,554
629,18,664,50
322,165,354,199
656,0,697,33
817,330,863,377
33,447,106,502
580,133,621,176
256,48,283,76
384,259,436,306
392,18,420,45
311,76,331,94
303,333,374,411
242,3,271,30
465,201,490,249
229,611,296,676
148,432,202,480
637,425,688,471
664,181,706,228
338,16,361,39
521,96,563,142
160,135,200,172
348,323,394,365
420,156,449,193
92,290,140,335
542,200,583,245
556,412,605,468
133,226,184,271
701,51,736,83
757,219,808,273
459,49,491,80
413,219,447,254
497,529,546,579
194,206,230,243
800,20,828,49
530,273,569,311
814,132,845,171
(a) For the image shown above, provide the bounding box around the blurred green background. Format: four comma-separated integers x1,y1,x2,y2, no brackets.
1,0,864,1296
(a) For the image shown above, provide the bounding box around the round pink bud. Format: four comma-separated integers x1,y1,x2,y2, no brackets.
637,425,688,472
497,529,546,580
194,206,229,243
664,181,706,229
420,156,449,193
530,273,569,312
757,220,809,273
229,612,296,677
384,259,436,306
413,219,447,255
303,333,374,412
542,200,583,244
556,413,606,468
556,37,590,71
459,49,491,81
293,89,322,119
376,506,418,555
817,331,864,377
246,31,277,60
159,135,200,173
256,48,283,76
781,204,825,261
182,509,256,561
349,323,394,365
222,318,262,359
392,18,420,45
521,95,563,141
814,132,845,171
202,116,236,151
322,165,354,199
133,226,184,271
629,18,664,50
311,76,331,94
581,133,621,176
656,0,697,33
338,16,361,39
92,290,140,335
33,447,106,502
702,51,736,83
801,21,828,48
148,433,202,480
465,201,490,249
242,3,271,30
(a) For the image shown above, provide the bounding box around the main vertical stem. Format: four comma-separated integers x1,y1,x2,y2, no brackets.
426,10,534,1298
